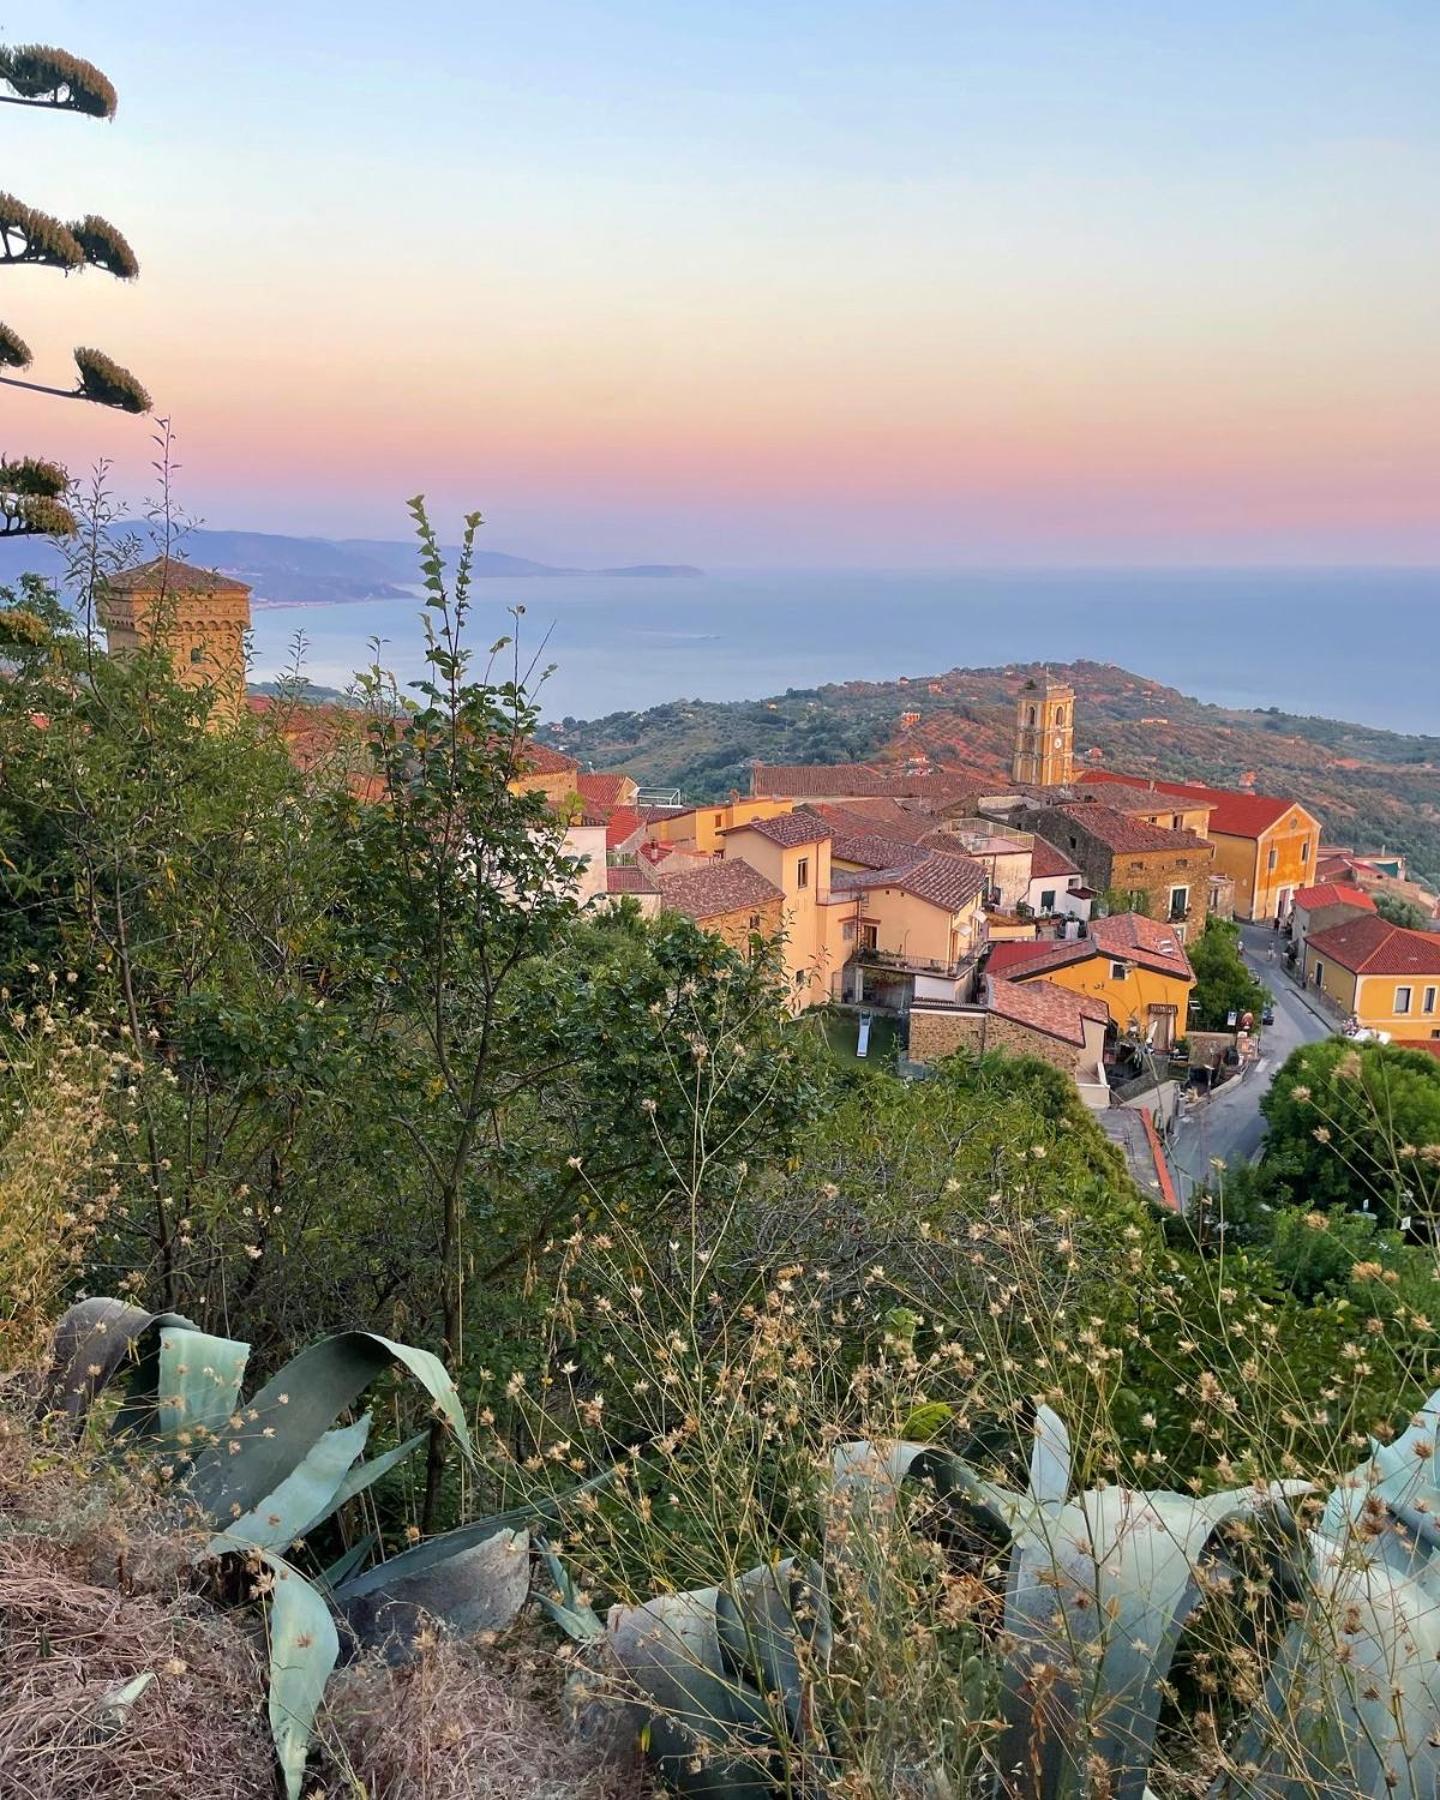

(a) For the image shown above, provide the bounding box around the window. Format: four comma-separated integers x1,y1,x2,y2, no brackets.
189,645,205,664
714,813,724,829
1301,840,1310,864
1039,888,1057,912
796,856,810,890
1314,960,1325,987
749,913,762,931
1055,706,1066,727
1426,987,1437,1015
859,923,878,951
1169,885,1189,921
1171,814,1182,830
1110,961,1128,981
1396,986,1413,1015
1267,847,1278,872
1026,705,1037,726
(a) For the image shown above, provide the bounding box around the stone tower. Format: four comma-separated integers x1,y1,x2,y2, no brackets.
1011,672,1074,787
99,557,252,726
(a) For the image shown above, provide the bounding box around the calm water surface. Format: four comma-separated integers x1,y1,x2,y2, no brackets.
247,568,1440,737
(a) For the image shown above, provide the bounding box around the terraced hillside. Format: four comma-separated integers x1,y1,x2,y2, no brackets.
539,659,1440,884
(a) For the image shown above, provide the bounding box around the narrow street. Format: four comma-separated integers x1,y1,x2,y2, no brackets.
1169,922,1334,1205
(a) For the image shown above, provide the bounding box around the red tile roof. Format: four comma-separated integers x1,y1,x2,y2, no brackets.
751,762,983,801
984,974,1108,1045
1397,1041,1440,1060
1305,914,1440,977
575,771,633,808
517,740,582,776
833,849,987,914
655,859,784,921
1079,770,1313,839
105,556,250,595
606,865,659,895
1293,882,1376,913
605,807,643,849
998,913,1194,984
986,939,1057,975
723,811,831,849
1027,835,1079,881
1034,800,1210,856
828,830,933,871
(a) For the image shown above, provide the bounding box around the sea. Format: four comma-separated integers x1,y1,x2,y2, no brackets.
245,567,1440,738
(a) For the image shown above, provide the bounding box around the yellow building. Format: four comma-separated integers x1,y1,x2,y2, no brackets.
1011,673,1074,787
990,912,1194,1050
507,741,583,809
1304,914,1440,1038
647,796,798,856
720,813,848,1006
1081,773,1321,921
99,557,252,726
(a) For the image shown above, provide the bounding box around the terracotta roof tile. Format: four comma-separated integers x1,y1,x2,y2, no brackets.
516,740,581,776
575,771,632,807
984,974,1108,1045
1079,770,1313,839
997,912,1194,983
1294,882,1376,913
1034,800,1210,856
828,830,931,870
605,807,643,849
104,556,251,595
833,849,987,913
655,859,784,921
724,811,831,848
606,865,660,894
751,762,983,801
1027,835,1079,881
1305,914,1440,977
985,939,1057,975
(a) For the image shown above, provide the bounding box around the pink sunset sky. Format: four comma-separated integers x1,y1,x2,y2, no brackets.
10,0,1440,566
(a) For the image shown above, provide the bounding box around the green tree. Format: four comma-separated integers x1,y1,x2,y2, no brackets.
1256,1037,1440,1225
0,42,149,538
1187,916,1268,1030
1374,889,1430,930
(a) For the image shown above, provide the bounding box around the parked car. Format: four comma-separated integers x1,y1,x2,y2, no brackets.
1261,1002,1275,1026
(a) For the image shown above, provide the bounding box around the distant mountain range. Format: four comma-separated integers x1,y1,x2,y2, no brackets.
0,529,702,607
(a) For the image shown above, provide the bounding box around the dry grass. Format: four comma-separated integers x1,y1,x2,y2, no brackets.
321,1634,647,1800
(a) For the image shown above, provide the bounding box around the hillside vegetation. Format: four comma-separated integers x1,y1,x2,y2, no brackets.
542,658,1440,881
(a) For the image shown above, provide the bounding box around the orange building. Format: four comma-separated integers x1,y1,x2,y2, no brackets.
99,557,252,726
1304,914,1440,1039
1081,772,1321,921
988,912,1195,1050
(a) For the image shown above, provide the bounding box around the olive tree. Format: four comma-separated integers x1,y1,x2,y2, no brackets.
0,43,150,537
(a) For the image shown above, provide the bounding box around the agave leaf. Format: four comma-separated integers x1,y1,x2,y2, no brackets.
828,1439,1016,1548
534,1536,605,1642
302,1428,427,1538
334,1464,618,1602
154,1325,251,1445
608,1584,778,1798
715,1558,832,1744
45,1297,197,1422
996,1482,1309,1800
339,1524,531,1659
1028,1405,1070,1509
264,1553,338,1800
208,1415,372,1557
94,1669,154,1737
1215,1546,1440,1796
187,1331,472,1523
320,1533,377,1591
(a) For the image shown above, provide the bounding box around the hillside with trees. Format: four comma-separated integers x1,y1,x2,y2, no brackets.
542,657,1440,882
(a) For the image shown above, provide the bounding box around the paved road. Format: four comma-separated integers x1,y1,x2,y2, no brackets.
1169,922,1334,1205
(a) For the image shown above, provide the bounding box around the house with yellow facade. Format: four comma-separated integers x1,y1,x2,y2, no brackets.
987,912,1195,1051
1303,914,1440,1039
652,858,785,959
1079,772,1321,921
717,812,850,1006
828,846,989,1009
645,796,799,856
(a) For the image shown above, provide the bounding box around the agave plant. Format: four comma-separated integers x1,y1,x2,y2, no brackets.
50,1297,1440,1800
48,1296,486,1797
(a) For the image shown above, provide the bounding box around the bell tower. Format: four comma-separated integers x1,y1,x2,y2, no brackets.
1011,673,1074,788
99,557,252,727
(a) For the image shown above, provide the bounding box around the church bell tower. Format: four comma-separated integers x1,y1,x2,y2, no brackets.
1011,673,1074,787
